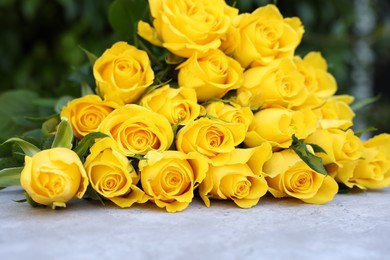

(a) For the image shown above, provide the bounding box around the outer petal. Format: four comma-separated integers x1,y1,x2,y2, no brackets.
138,21,163,46
301,175,338,204
110,185,148,208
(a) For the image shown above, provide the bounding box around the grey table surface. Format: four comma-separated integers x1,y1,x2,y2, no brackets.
1,186,389,260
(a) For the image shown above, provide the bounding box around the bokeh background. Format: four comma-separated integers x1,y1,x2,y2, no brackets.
0,0,389,139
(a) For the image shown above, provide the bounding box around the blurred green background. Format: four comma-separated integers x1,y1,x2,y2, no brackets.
0,0,389,142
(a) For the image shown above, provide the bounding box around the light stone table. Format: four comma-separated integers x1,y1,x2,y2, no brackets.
1,186,389,260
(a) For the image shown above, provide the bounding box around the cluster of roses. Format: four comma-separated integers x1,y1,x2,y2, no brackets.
17,0,390,212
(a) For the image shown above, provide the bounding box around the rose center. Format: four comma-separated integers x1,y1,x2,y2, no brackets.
160,167,191,196
174,104,189,122
116,61,131,72
124,125,160,153
288,171,313,193
39,172,66,197
103,176,117,189
81,113,101,128
234,180,251,198
322,106,337,119
206,128,224,148
343,140,359,157
262,26,278,42
255,22,279,47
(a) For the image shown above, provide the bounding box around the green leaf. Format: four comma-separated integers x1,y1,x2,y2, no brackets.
51,119,74,149
14,198,27,203
33,98,57,108
108,0,149,41
41,117,59,150
337,183,352,194
0,157,23,170
350,95,381,112
2,137,40,157
0,90,41,142
0,167,23,187
0,141,13,157
291,135,328,175
129,154,147,161
55,95,74,114
83,185,105,205
144,79,172,95
21,128,42,145
79,45,98,66
41,135,55,150
73,132,108,159
307,143,327,154
81,80,95,96
24,115,55,124
42,116,60,137
24,192,46,208
201,97,235,107
354,127,377,137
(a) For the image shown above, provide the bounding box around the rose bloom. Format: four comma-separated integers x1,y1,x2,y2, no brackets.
245,107,317,149
237,58,308,109
140,85,201,125
264,148,338,204
232,4,304,68
93,41,154,105
293,52,337,109
220,21,241,55
329,160,356,186
176,117,246,166
137,0,238,58
139,150,209,212
84,138,146,208
177,49,244,102
199,142,272,208
99,104,174,156
335,134,390,189
204,101,253,132
60,94,117,139
305,128,363,167
20,148,89,208
314,95,355,130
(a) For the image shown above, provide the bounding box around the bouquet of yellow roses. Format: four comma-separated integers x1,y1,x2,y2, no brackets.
1,0,389,212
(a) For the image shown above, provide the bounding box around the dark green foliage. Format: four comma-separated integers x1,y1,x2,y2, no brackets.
291,135,328,176
0,0,389,135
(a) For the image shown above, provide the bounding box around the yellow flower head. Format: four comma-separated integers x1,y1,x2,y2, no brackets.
20,148,89,208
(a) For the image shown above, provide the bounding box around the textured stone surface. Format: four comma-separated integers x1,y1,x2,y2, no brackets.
1,186,390,259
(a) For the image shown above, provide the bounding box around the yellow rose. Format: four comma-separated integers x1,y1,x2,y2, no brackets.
204,101,253,132
293,52,337,109
60,95,117,139
330,160,356,186
338,134,390,189
220,21,241,55
20,148,89,208
314,95,355,130
177,49,244,102
233,4,304,68
139,150,209,212
99,104,174,156
264,148,338,204
84,137,146,208
235,88,263,110
93,41,154,105
245,107,317,149
138,0,238,57
199,142,272,208
140,85,201,125
305,128,363,167
238,58,308,109
176,117,246,166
